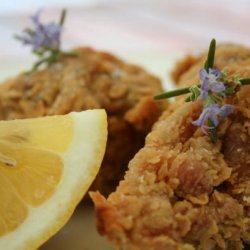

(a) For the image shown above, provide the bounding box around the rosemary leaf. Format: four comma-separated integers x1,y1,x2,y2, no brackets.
204,39,216,72
59,9,67,26
240,77,250,85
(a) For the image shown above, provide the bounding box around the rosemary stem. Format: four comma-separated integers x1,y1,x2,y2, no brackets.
62,51,77,57
154,87,190,100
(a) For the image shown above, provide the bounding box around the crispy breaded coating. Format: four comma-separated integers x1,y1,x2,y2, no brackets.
0,47,165,196
92,45,250,249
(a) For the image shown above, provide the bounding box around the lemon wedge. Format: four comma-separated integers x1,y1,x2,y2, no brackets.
0,109,107,250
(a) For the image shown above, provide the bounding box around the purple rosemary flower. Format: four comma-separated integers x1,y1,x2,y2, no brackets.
199,68,225,99
192,104,234,134
18,10,62,52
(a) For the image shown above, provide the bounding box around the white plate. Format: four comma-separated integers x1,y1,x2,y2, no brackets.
41,204,114,250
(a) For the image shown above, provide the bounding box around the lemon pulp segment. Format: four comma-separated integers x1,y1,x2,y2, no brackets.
0,115,73,237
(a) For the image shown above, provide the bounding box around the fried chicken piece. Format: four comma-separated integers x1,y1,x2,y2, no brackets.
92,44,250,249
0,47,165,197
172,45,250,244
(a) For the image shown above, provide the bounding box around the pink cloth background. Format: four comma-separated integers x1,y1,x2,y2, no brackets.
0,0,250,80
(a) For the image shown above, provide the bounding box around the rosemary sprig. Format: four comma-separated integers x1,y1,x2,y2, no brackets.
154,38,250,143
15,9,77,72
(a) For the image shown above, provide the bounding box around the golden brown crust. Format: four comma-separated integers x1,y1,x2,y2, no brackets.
92,44,250,249
0,47,166,196
171,54,199,84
